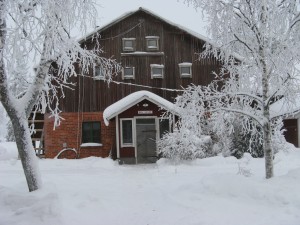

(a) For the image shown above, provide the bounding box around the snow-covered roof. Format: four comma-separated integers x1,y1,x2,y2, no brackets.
79,7,211,44
103,90,178,125
270,96,300,118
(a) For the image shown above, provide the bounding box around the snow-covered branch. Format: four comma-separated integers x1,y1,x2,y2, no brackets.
182,0,300,178
0,0,121,192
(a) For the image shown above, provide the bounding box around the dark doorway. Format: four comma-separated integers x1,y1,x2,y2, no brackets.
283,119,298,147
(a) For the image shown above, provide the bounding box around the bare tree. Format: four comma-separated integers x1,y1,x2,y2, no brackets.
186,0,300,178
0,0,120,191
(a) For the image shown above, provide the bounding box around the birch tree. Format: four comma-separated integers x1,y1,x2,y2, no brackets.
0,0,119,191
186,0,300,178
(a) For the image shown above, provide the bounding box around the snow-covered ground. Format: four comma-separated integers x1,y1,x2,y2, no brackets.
1,142,300,225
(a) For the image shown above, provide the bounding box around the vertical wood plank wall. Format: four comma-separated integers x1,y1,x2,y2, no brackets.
59,10,221,113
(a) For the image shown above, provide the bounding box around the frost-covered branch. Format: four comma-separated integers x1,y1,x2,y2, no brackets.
183,0,300,179
0,0,121,192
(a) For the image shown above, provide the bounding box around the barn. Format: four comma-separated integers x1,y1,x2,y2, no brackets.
31,7,298,162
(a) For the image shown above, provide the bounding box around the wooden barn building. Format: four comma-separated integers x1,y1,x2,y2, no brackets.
31,7,298,162
31,7,220,162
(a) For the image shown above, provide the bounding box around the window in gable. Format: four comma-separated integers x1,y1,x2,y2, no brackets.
150,64,164,79
122,38,136,52
122,67,135,79
179,62,192,78
82,121,101,144
146,36,159,51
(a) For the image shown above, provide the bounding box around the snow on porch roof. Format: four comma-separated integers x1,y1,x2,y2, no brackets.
103,91,178,125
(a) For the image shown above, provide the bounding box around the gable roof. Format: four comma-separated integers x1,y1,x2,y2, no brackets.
103,90,178,125
79,7,243,62
79,7,211,44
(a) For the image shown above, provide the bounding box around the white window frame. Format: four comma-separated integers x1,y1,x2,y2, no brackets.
122,38,136,52
122,67,135,79
94,64,105,80
146,36,159,51
179,62,192,78
150,64,164,79
120,118,134,147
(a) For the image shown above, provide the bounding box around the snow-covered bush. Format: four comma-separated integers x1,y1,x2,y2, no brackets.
162,83,289,162
157,127,213,161
157,88,215,162
210,112,285,159
271,118,288,154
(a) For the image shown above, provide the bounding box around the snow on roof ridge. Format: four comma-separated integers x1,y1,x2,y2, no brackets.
78,7,211,44
103,90,178,126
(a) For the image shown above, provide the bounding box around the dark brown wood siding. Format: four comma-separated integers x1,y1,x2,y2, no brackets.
59,10,221,112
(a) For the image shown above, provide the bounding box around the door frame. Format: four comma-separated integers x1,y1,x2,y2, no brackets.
134,116,159,160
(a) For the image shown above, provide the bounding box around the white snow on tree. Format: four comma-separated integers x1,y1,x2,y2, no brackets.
0,0,120,192
157,90,214,162
184,0,300,178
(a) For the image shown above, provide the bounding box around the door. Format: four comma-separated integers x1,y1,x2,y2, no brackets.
136,118,157,163
283,119,298,147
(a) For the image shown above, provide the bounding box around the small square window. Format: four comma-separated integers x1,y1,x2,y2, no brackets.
146,36,159,51
150,64,164,79
94,65,104,80
179,63,192,78
82,122,101,144
122,38,136,51
122,67,135,79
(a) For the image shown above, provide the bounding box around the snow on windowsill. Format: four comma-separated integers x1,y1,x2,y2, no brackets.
145,36,159,39
180,74,192,78
80,143,103,147
179,62,192,66
121,52,164,56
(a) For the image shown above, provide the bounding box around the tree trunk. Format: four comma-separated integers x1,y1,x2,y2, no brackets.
263,111,274,179
261,0,273,179
262,63,274,179
9,110,41,192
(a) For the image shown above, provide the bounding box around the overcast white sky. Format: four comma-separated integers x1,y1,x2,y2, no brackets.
78,0,208,38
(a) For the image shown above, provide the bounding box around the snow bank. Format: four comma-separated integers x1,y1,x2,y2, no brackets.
0,186,61,225
1,142,300,225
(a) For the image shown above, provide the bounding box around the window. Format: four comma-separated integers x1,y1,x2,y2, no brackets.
179,63,192,78
146,36,159,51
94,65,104,80
122,38,136,51
159,119,170,139
150,64,164,78
122,67,135,79
82,122,101,143
121,119,134,147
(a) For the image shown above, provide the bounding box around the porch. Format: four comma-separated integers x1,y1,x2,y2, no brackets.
103,91,177,164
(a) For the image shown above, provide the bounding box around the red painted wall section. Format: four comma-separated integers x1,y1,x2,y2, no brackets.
44,112,116,159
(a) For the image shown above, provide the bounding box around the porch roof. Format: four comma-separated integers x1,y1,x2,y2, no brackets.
103,91,178,125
